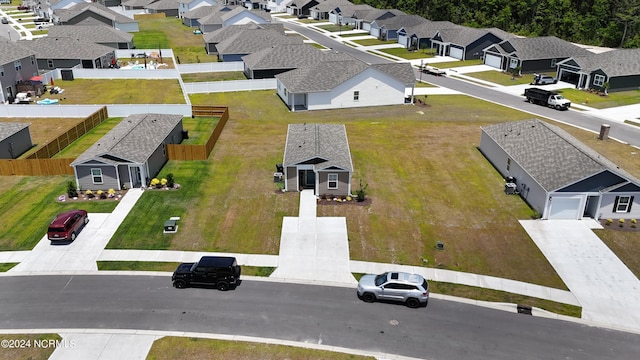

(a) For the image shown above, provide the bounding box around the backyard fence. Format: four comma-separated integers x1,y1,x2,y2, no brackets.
177,62,244,74
183,79,277,93
0,158,74,176
167,106,229,161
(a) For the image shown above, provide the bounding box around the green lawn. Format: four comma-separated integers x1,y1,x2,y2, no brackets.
378,47,434,59
39,79,186,104
181,72,247,82
53,118,123,159
309,42,328,49
554,88,640,108
428,59,484,69
463,70,539,86
315,24,355,32
0,263,18,271
147,337,374,360
0,334,62,360
351,38,397,46
97,261,275,276
182,117,220,145
338,32,370,38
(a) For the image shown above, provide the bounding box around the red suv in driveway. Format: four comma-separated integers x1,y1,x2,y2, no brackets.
47,210,89,243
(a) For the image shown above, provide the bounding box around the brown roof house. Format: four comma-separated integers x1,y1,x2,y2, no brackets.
71,114,184,191
283,123,353,196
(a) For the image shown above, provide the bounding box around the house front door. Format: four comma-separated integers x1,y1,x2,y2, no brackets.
298,169,315,191
129,166,142,188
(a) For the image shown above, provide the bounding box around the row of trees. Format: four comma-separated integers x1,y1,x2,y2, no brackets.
352,0,640,48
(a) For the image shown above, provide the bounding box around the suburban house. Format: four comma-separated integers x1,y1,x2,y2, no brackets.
286,0,317,17
46,25,135,49
397,20,458,50
328,3,373,26
282,123,353,197
53,3,140,32
36,0,87,20
344,8,404,32
264,0,290,12
556,48,640,92
20,37,116,69
71,114,185,191
430,27,511,60
182,5,229,27
242,44,354,79
145,0,181,17
0,123,33,159
0,41,38,104
178,0,218,19
275,60,415,111
482,36,591,74
308,0,351,20
479,119,640,220
122,0,158,10
218,6,271,25
370,14,426,40
204,23,299,60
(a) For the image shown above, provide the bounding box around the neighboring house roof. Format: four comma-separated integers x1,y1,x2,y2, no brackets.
562,49,640,77
183,4,225,19
72,114,183,166
283,123,353,172
55,3,138,24
481,119,639,192
216,28,302,55
242,44,354,70
203,23,284,42
122,0,157,7
275,59,415,93
373,14,426,30
356,8,405,22
435,26,499,46
490,36,591,60
220,7,272,22
311,0,352,12
145,0,180,11
333,4,374,16
402,20,458,38
46,25,134,44
0,40,35,65
0,123,30,142
19,37,114,60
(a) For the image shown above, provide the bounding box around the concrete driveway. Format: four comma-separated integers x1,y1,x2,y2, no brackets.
520,219,640,331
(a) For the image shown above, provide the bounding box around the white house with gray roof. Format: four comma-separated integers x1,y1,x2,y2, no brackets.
20,37,116,69
47,25,134,49
283,123,353,196
178,0,218,18
0,123,33,159
210,24,301,61
480,119,640,220
556,48,640,92
0,41,38,104
275,60,415,111
71,114,185,191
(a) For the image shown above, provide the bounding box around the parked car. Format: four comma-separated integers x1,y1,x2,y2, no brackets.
47,209,89,243
524,87,571,110
172,256,241,291
532,74,558,85
357,271,429,308
1,17,8,24
17,5,30,11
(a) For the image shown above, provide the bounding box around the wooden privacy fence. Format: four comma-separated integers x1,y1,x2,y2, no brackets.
167,106,229,161
0,107,108,176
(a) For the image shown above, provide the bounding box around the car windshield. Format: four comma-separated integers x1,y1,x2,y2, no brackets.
374,273,387,286
555,95,566,100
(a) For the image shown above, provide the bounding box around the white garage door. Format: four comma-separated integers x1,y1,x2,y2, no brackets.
398,35,409,47
449,47,463,59
370,27,380,38
549,197,582,219
485,54,502,69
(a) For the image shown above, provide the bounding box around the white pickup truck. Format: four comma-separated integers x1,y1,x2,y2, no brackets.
422,65,447,76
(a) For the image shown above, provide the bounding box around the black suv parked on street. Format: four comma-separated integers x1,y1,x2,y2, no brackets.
172,256,241,291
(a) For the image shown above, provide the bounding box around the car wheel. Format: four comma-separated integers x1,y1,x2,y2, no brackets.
173,279,187,289
362,292,376,303
406,298,420,308
555,105,561,110
70,232,76,241
84,216,89,224
217,281,229,291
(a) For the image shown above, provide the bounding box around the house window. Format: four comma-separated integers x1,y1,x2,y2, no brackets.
162,143,166,156
91,168,103,184
614,196,633,213
509,58,518,69
594,74,605,87
14,60,22,71
506,158,511,171
47,60,54,68
0,66,3,77
551,58,557,67
30,56,35,65
328,174,338,189
353,91,359,101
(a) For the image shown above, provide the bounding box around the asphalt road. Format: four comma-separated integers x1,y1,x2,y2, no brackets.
1,275,639,360
280,19,640,148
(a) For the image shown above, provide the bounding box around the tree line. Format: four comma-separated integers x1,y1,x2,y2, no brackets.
351,0,640,48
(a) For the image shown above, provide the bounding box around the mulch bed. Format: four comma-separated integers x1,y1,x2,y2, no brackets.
599,219,640,232
56,190,128,202
317,198,372,206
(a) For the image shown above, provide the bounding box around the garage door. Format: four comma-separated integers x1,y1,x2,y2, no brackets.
449,47,463,59
485,54,502,69
398,35,409,47
370,27,380,38
549,197,582,219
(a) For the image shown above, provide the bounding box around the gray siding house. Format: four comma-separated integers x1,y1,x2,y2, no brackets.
0,41,38,104
47,25,135,49
430,27,510,60
556,49,640,92
479,119,640,220
20,37,116,70
54,3,140,32
283,123,353,197
203,23,285,55
71,114,184,191
0,123,33,159
208,24,301,61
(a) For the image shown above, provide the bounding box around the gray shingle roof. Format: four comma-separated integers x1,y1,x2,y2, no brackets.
72,114,183,165
55,3,137,24
203,23,284,43
145,0,180,10
183,4,225,19
333,4,374,16
219,7,272,22
373,14,426,30
496,36,591,60
481,119,633,191
197,5,239,24
215,27,302,55
435,26,493,47
311,0,353,12
567,49,640,77
357,8,405,22
0,123,30,142
19,37,114,60
47,25,133,43
401,20,459,38
122,0,157,7
242,44,354,70
371,62,416,86
283,123,353,172
0,40,35,66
